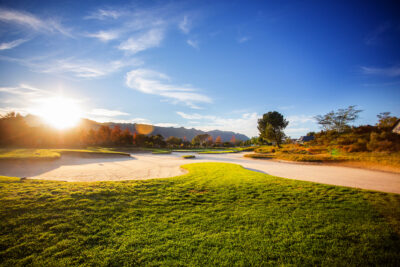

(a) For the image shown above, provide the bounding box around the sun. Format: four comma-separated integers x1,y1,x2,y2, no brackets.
32,97,83,129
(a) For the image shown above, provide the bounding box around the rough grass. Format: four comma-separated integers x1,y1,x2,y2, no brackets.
198,150,238,154
0,162,399,266
250,145,400,172
151,150,172,154
182,155,195,159
0,148,130,161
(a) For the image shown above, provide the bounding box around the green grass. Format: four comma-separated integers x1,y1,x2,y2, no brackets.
250,145,400,172
0,149,61,160
0,148,130,160
198,150,238,154
182,155,195,159
151,150,172,154
0,162,399,266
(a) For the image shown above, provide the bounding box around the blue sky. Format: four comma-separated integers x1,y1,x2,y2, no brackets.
0,0,399,137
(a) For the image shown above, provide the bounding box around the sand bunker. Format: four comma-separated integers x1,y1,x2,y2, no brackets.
0,152,399,194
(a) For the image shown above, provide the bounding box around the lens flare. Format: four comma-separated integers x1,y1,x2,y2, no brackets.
135,124,154,135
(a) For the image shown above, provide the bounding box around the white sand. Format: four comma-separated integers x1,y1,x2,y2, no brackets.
0,152,399,194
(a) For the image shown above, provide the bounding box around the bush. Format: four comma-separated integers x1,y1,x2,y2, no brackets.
244,153,273,159
182,155,195,159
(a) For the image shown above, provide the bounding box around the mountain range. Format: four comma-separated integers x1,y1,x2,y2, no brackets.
24,115,249,142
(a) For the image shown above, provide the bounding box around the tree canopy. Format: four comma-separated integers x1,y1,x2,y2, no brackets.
315,105,362,132
257,111,288,148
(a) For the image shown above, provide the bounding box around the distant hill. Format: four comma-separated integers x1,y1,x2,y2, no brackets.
24,115,249,142
105,122,249,142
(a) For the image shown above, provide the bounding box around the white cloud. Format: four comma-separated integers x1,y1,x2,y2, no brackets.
85,8,123,20
0,7,72,37
118,28,164,54
361,65,400,77
176,111,215,120
0,39,28,50
286,115,315,126
285,127,310,135
89,108,129,117
2,56,141,78
155,122,180,127
126,69,212,108
179,15,191,34
238,36,250,43
86,30,119,42
177,111,258,137
187,39,198,49
0,83,46,97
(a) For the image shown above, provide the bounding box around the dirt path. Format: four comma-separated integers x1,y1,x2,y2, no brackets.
0,152,399,194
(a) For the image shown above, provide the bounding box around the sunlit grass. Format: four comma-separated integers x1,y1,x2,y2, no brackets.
248,145,400,172
0,162,399,265
182,155,195,159
0,148,130,160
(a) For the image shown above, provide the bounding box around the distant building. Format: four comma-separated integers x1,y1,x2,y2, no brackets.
297,135,315,143
392,119,400,134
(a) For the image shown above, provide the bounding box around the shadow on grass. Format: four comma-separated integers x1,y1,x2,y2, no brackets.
0,155,135,178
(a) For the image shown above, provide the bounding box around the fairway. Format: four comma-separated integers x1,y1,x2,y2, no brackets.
1,162,399,266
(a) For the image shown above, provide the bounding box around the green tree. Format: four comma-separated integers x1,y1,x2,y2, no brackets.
166,136,182,148
257,111,288,148
315,105,362,132
192,134,210,147
376,112,398,129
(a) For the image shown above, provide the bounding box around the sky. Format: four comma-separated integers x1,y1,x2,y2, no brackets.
0,0,399,138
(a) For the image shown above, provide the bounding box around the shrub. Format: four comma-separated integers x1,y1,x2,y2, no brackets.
182,155,195,159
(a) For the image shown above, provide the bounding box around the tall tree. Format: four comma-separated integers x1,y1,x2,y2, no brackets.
376,112,398,129
257,111,288,148
192,134,210,147
215,136,222,146
230,135,236,146
315,105,362,132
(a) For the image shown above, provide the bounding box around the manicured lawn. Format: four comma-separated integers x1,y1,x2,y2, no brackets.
0,163,399,266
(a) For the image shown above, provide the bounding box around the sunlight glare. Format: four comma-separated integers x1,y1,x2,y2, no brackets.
32,97,82,129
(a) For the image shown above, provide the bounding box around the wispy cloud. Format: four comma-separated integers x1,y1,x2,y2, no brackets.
361,65,400,77
0,83,46,97
118,28,165,54
0,7,72,37
89,108,129,117
179,15,191,34
177,111,258,137
285,127,310,135
187,39,198,49
86,30,119,42
155,122,180,127
238,36,250,43
286,115,315,126
39,59,130,78
0,39,28,50
0,55,141,78
176,112,215,120
284,114,317,137
85,8,123,20
126,69,212,108
365,22,391,45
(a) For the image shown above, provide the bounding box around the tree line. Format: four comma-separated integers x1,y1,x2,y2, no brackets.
256,107,400,152
0,112,245,148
